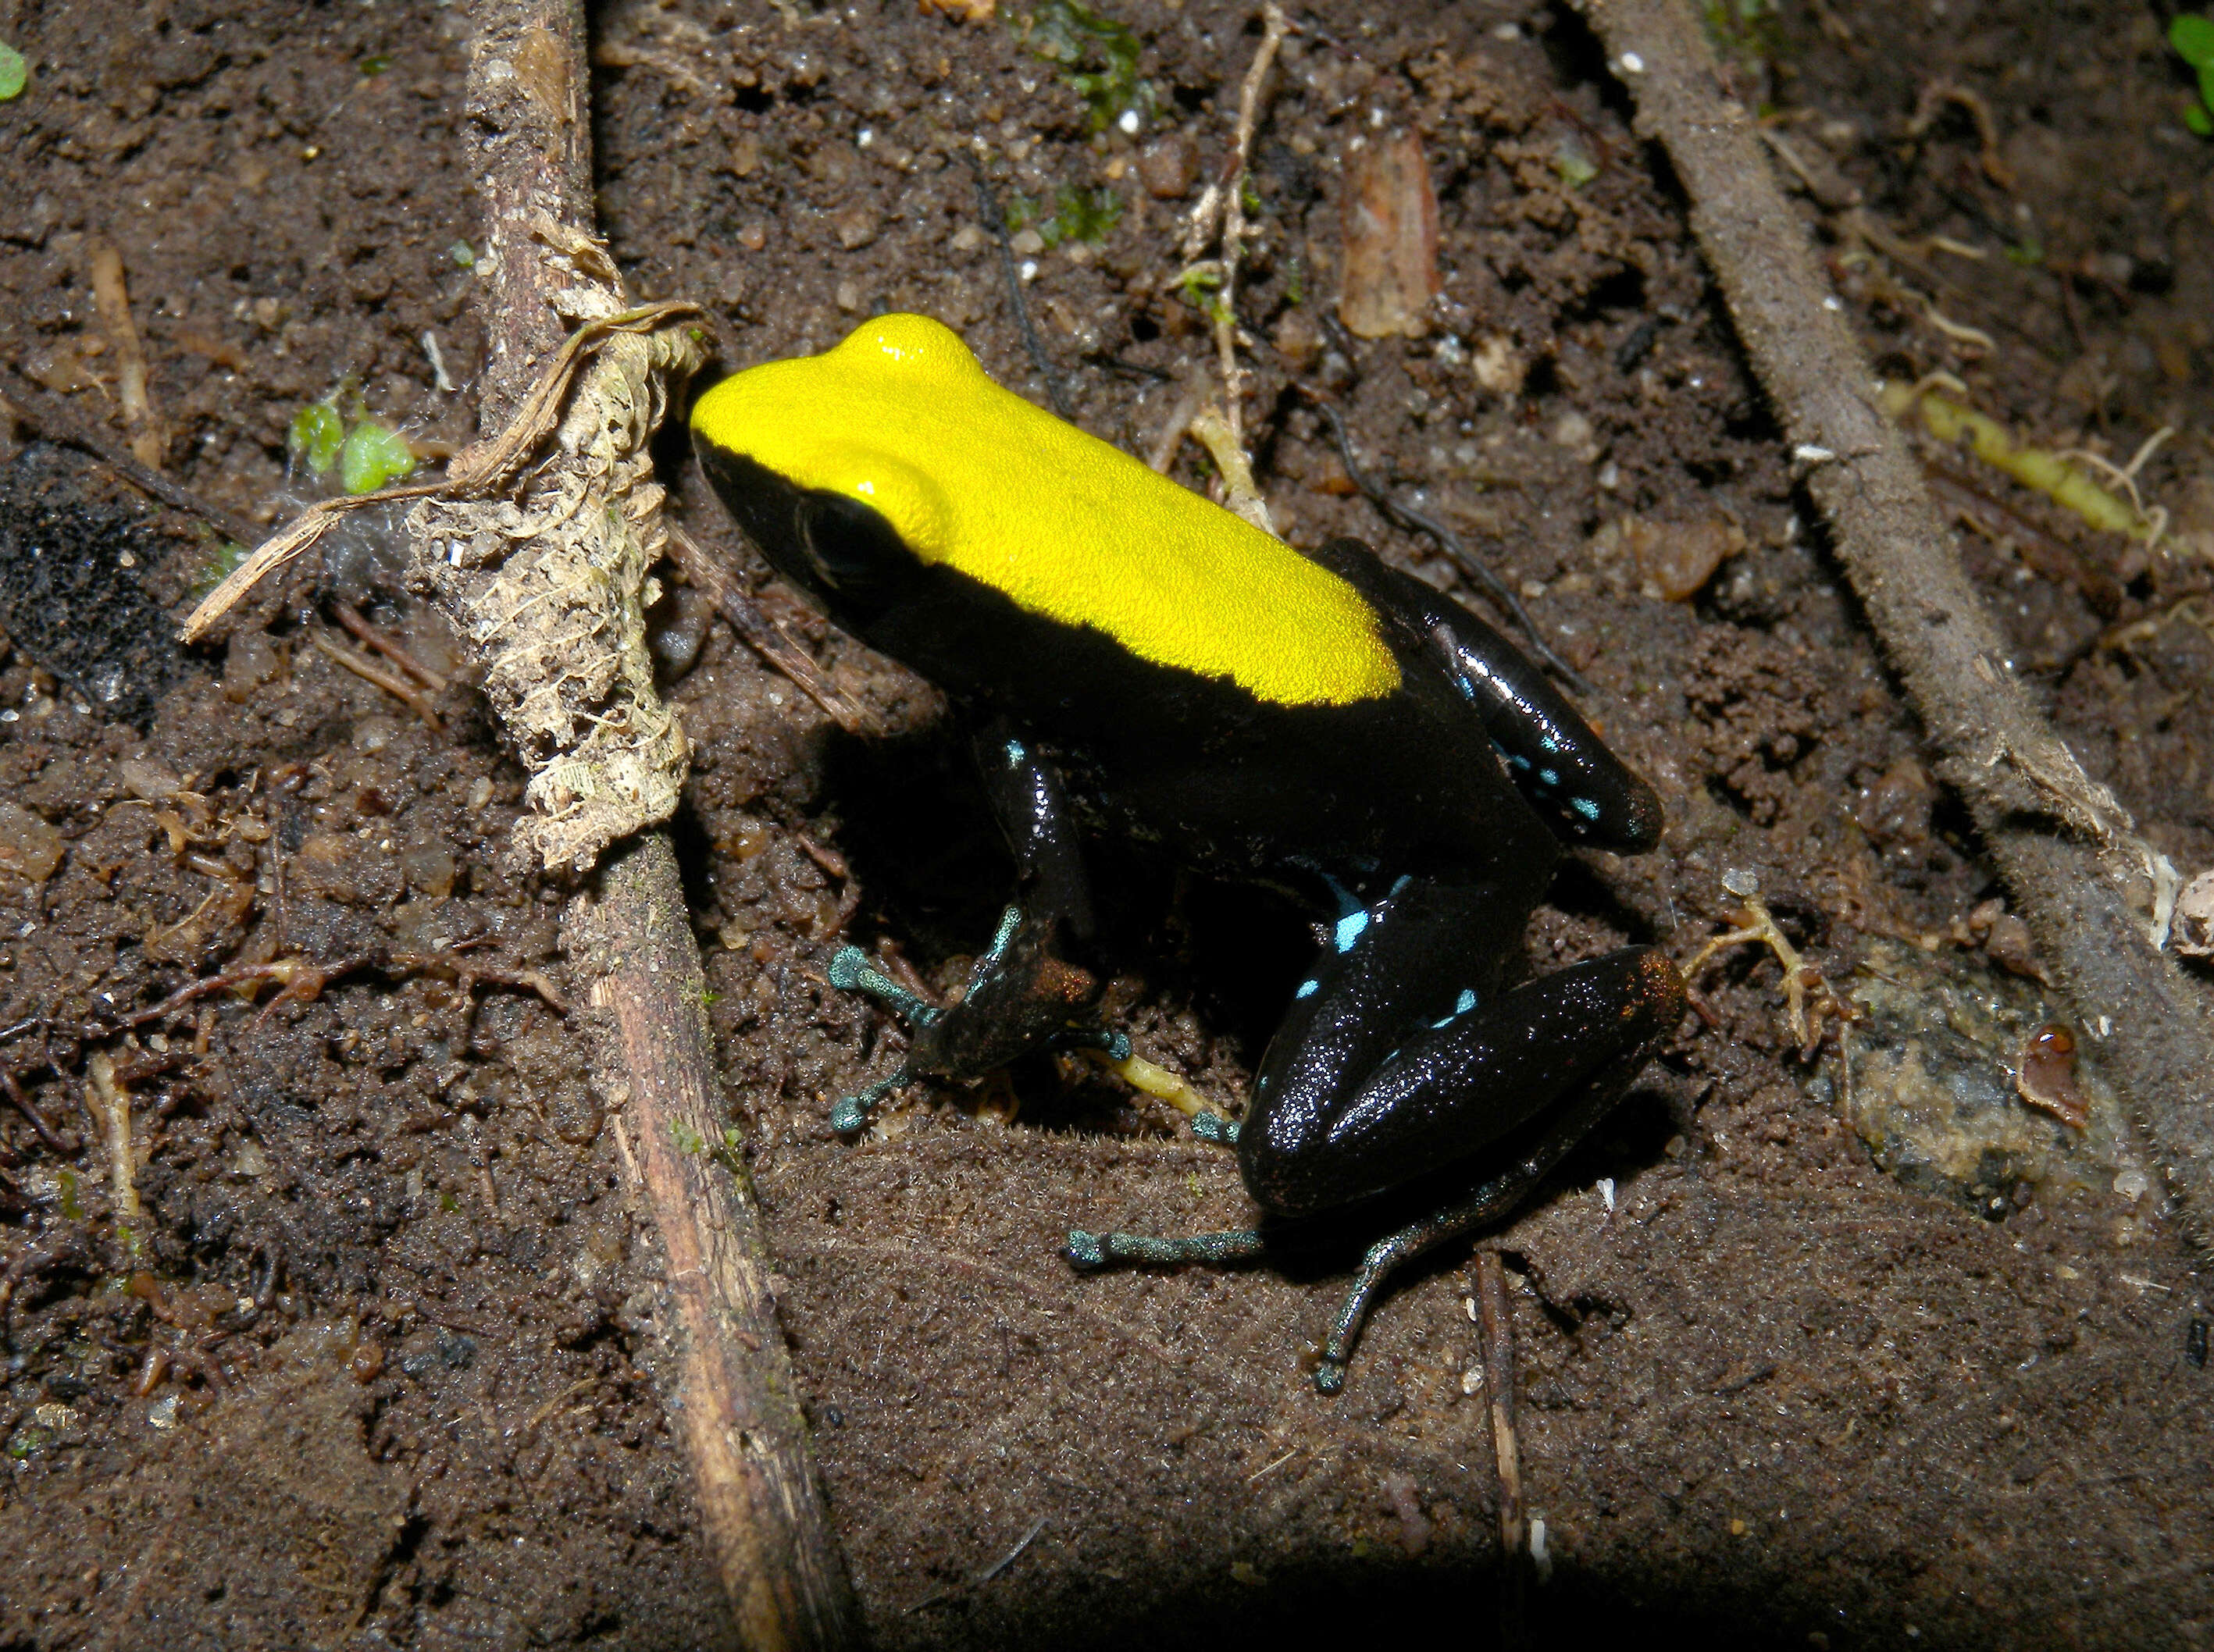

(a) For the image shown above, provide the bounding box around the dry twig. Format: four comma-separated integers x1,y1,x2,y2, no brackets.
1573,0,2214,1241
664,518,883,738
1474,1252,1527,1644
1168,2,1288,529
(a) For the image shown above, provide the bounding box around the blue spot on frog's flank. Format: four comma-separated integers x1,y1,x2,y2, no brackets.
1294,978,1319,999
1538,768,1560,789
1005,739,1027,766
1431,986,1481,1029
1333,909,1370,952
1570,796,1602,822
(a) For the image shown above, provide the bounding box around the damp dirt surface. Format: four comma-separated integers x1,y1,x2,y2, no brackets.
1,1,2211,1647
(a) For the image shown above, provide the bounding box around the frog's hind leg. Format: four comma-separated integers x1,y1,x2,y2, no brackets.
1306,1059,1633,1394
1066,885,1683,1392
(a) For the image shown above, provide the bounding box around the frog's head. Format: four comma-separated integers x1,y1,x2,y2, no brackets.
691,315,972,620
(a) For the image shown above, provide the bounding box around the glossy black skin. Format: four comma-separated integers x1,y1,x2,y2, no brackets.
701,445,1684,1223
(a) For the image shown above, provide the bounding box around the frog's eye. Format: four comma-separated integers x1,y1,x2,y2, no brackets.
794,490,913,600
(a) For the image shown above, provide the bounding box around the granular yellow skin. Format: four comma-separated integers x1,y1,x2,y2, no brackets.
690,315,1401,707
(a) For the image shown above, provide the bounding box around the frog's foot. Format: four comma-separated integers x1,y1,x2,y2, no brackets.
824,945,944,1134
1065,1044,1636,1394
1189,1110,1240,1145
826,906,1109,1133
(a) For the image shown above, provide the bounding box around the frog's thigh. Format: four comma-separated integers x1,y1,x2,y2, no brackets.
1240,942,1683,1220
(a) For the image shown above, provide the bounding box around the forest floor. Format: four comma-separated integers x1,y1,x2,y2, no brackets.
0,1,2210,1647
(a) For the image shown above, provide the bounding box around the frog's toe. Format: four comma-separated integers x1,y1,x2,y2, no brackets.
1189,1111,1241,1146
829,1067,909,1135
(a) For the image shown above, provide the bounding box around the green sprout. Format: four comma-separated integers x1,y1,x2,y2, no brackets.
288,401,345,475
290,399,417,493
1551,137,1599,188
674,1120,748,1176
339,419,416,493
0,43,26,101
710,1127,747,1177
1176,265,1231,326
360,53,394,77
191,537,250,599
2173,14,2214,137
1014,0,1154,133
448,239,477,268
1041,183,1123,246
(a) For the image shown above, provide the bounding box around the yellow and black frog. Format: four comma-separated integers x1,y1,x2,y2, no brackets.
692,315,1684,1393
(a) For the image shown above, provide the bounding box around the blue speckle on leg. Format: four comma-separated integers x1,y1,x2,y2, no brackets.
1570,796,1602,822
1004,738,1026,767
1538,768,1560,789
1294,977,1319,999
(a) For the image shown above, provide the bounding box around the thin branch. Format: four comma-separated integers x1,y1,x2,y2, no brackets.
1474,1251,1527,1646
968,155,1073,420
1572,0,2214,1243
1208,2,1288,454
665,518,883,738
310,631,444,731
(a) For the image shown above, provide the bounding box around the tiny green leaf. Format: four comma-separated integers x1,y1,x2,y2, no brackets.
288,402,345,475
0,44,26,102
2170,13,2214,67
2187,98,2214,137
360,53,394,76
448,238,476,268
337,419,416,493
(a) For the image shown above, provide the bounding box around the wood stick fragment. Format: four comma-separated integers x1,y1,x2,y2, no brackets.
1474,1251,1526,1643
88,242,166,469
86,1051,140,1226
311,632,444,731
332,599,451,692
1571,0,2214,1243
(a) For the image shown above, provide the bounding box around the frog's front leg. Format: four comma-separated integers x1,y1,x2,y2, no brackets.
825,724,1112,1132
1070,874,1685,1393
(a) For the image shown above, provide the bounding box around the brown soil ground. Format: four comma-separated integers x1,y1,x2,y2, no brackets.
1,1,2210,1647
